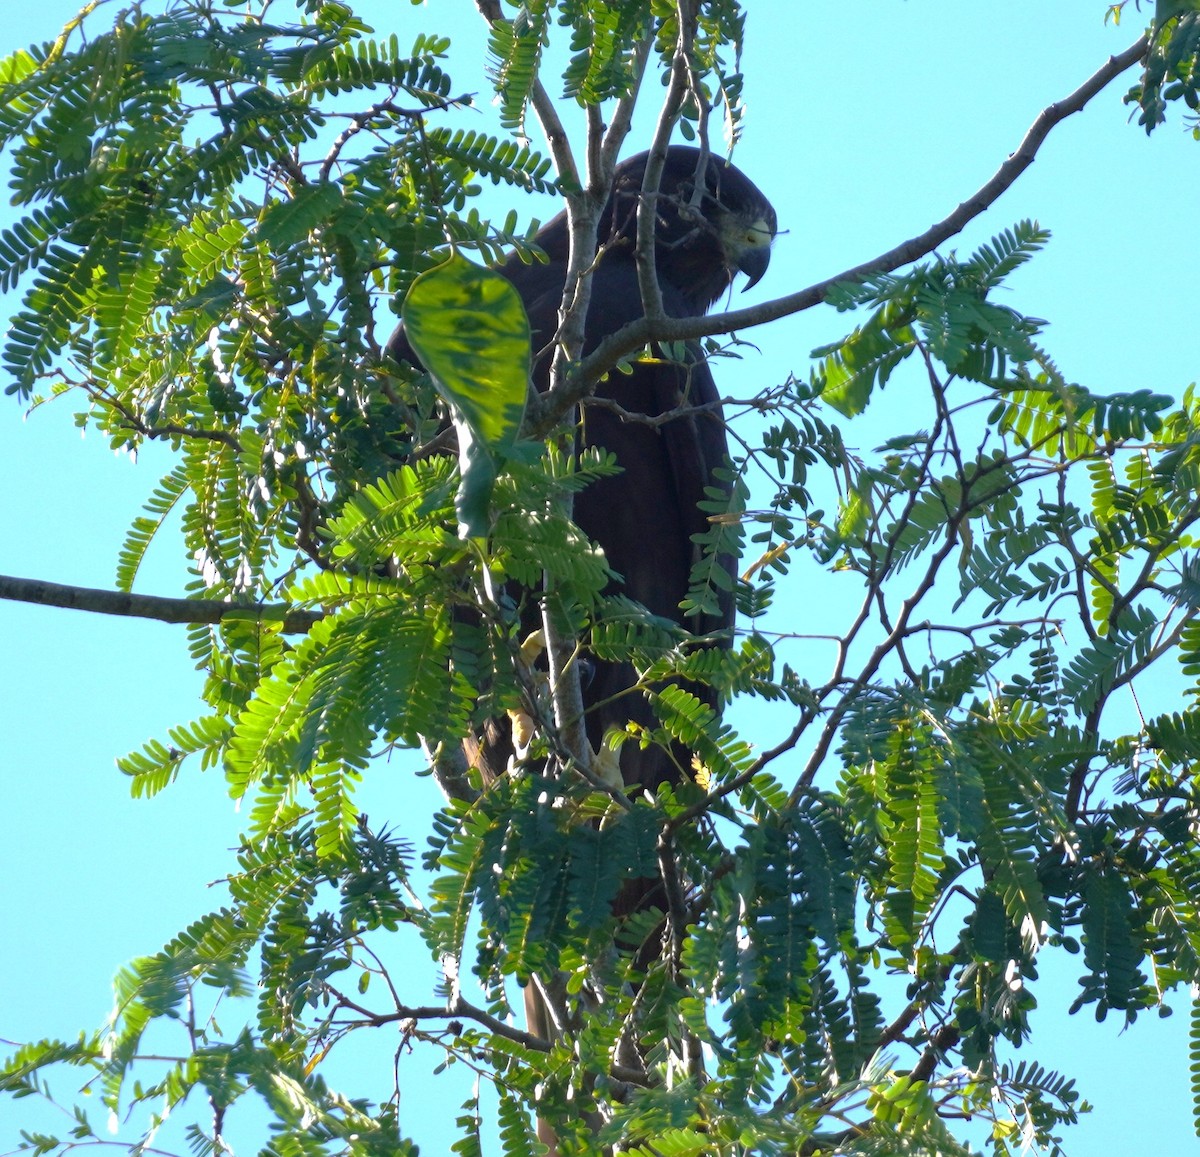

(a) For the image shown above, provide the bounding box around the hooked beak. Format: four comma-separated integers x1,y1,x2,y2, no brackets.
736,217,774,290
738,243,771,290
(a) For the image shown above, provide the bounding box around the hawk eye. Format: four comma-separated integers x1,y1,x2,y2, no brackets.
745,220,773,246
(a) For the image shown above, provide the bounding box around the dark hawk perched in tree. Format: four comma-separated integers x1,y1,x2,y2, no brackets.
390,145,774,1157
389,145,775,795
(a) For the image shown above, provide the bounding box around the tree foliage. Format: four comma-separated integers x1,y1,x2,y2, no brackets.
3,2,1200,1155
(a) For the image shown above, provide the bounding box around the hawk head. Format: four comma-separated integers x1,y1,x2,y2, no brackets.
600,146,777,314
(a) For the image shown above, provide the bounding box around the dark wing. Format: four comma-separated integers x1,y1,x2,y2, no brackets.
500,231,734,795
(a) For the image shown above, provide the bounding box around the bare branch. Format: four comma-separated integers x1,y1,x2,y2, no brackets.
0,574,321,634
909,1024,962,1083
580,391,725,427
633,2,697,319
527,33,1151,437
333,988,550,1050
600,25,655,171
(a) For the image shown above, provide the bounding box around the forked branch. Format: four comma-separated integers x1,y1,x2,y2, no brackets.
530,33,1151,434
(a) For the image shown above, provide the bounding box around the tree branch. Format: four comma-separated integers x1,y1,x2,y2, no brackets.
600,25,655,172
632,1,696,320
0,574,321,634
909,1024,961,1083
334,989,551,1052
527,33,1150,437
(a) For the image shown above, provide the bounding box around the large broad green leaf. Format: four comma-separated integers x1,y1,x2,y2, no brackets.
402,251,529,449
402,252,530,538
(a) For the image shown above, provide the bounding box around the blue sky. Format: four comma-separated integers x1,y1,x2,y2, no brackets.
2,2,1198,1153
